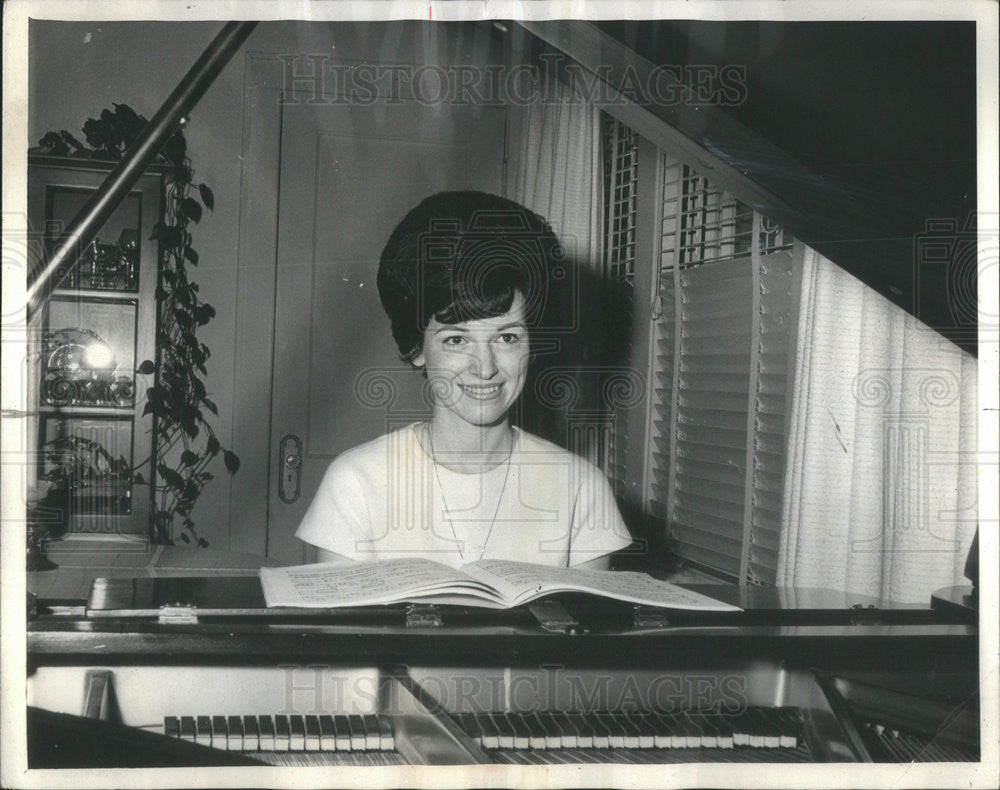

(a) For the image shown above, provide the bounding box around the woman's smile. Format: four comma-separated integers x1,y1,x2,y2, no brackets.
460,382,503,399
413,292,529,428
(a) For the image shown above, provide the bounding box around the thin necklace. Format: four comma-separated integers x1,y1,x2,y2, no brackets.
427,423,513,563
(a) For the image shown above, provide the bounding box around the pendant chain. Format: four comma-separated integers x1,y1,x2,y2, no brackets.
428,424,513,563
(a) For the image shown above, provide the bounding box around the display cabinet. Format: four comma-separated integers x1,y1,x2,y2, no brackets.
27,154,164,542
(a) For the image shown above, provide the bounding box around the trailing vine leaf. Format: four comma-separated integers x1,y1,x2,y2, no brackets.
198,183,214,211
223,450,240,475
181,197,203,224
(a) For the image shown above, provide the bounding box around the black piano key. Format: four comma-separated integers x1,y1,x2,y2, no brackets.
648,710,682,747
211,715,228,750
163,716,179,740
179,716,195,742
258,715,275,751
551,711,577,748
490,711,515,749
477,712,501,749
505,712,531,749
522,712,546,749
243,715,260,751
304,715,321,751
347,714,366,750
319,715,336,751
456,712,482,745
595,712,625,748
535,711,562,749
700,712,733,749
727,709,751,747
772,707,802,748
681,711,707,748
376,714,394,750
565,711,595,748
362,714,380,750
755,708,782,748
227,715,244,751
333,714,352,751
274,715,291,751
615,712,642,748
626,711,656,748
584,711,611,748
196,715,212,747
741,708,767,747
686,712,714,748
288,715,305,751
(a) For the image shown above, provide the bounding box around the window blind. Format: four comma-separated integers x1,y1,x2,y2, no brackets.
646,156,795,584
602,115,640,495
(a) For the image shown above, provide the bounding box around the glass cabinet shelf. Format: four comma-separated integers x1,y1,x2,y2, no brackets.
28,154,164,541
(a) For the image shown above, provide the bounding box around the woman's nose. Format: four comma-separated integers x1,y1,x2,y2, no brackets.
468,344,498,379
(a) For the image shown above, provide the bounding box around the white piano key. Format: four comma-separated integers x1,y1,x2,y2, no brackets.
179,716,196,743
258,715,275,751
376,715,394,751
319,715,336,751
552,711,577,748
288,715,306,750
333,715,352,752
242,715,260,751
274,715,290,751
227,715,243,751
363,714,380,750
195,716,212,747
304,715,321,751
163,716,179,740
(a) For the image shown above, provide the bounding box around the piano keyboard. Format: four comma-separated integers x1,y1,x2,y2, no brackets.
161,713,404,766
454,707,812,764
861,722,980,763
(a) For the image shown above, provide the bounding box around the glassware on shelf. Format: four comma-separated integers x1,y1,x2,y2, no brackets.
41,328,135,407
59,228,139,292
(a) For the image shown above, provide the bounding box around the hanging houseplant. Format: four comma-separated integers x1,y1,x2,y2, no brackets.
37,103,240,546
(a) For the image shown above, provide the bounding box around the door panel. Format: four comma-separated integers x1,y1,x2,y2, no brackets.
267,101,506,563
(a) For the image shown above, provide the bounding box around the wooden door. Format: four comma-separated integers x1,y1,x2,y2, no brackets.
266,100,506,563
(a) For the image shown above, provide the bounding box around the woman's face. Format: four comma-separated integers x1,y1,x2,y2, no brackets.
414,292,530,428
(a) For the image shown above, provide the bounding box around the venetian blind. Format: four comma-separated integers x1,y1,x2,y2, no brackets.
647,155,795,584
602,115,639,495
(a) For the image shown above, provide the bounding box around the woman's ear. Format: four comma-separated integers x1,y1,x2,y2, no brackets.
412,351,425,369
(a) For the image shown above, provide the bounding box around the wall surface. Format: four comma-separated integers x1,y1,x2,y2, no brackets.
28,20,513,552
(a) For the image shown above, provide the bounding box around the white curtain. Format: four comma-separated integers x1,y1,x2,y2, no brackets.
778,245,978,603
507,70,607,467
508,73,604,270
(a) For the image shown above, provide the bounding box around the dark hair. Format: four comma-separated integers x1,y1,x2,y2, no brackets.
377,191,562,362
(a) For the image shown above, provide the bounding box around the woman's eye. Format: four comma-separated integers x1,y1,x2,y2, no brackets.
442,335,467,346
497,333,521,344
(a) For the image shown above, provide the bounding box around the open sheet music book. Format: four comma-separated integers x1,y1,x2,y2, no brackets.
259,558,740,611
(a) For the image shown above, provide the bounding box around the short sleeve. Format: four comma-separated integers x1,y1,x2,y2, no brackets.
295,457,372,559
568,461,634,565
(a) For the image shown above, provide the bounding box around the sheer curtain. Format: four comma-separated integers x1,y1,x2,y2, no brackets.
508,73,603,271
507,71,607,466
779,246,978,603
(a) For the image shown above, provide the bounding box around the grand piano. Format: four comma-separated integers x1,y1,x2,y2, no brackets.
26,572,980,768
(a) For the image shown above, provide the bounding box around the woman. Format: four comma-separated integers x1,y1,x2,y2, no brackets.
296,192,632,569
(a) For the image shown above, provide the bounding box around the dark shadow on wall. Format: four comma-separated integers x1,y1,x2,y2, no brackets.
515,256,677,573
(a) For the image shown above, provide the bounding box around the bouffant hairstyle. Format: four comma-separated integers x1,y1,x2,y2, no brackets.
377,191,562,363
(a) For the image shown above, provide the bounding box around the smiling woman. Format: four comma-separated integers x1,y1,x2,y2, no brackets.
295,192,633,569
